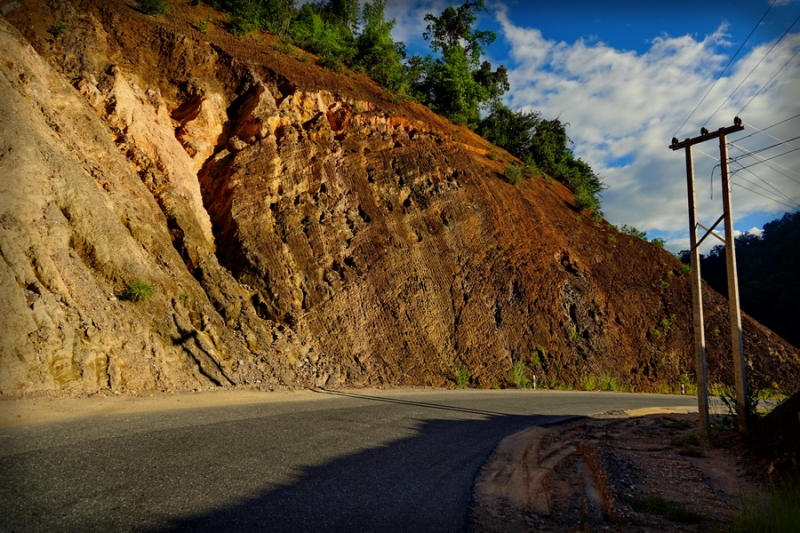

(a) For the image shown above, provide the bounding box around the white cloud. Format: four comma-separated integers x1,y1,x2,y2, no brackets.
495,5,800,254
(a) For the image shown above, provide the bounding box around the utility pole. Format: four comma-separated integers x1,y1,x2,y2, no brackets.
670,118,748,432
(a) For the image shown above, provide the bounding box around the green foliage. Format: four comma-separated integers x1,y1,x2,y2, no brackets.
477,105,540,159
718,386,763,427
125,280,155,302
179,293,189,304
678,263,692,276
509,359,531,388
651,237,666,248
48,21,68,36
409,1,507,128
608,235,617,244
526,119,605,210
567,327,582,345
623,494,704,524
198,17,210,34
733,478,800,533
290,4,356,65
454,363,470,389
353,0,407,92
579,373,633,392
137,0,170,16
694,211,800,348
620,224,647,239
573,183,600,212
504,165,523,184
318,53,344,72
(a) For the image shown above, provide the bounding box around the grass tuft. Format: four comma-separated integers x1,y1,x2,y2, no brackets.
733,478,800,533
124,280,155,302
454,363,470,389
509,359,531,388
624,494,704,524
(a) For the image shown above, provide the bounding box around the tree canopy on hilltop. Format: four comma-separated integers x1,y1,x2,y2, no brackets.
680,211,800,348
197,0,604,210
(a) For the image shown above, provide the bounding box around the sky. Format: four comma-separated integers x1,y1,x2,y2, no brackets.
384,0,800,254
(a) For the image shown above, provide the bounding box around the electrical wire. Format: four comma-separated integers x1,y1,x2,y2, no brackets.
729,134,800,162
730,145,800,172
731,181,800,210
733,114,800,142
738,45,800,115
729,141,800,185
695,148,719,162
729,161,800,208
704,13,800,127
673,0,778,138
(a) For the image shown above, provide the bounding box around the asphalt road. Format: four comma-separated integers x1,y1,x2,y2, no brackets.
0,389,699,532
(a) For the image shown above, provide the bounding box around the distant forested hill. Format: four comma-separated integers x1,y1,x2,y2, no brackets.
684,212,800,349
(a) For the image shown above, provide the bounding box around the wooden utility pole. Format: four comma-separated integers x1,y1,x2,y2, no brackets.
670,119,748,432
683,146,710,433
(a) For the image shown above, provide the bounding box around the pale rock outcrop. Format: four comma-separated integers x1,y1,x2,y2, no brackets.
1,2,799,396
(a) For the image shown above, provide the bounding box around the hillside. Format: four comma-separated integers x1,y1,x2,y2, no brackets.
1,0,799,396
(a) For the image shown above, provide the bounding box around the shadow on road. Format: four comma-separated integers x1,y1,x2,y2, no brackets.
153,413,570,533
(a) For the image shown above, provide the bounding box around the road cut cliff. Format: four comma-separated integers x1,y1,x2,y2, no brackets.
1,0,798,395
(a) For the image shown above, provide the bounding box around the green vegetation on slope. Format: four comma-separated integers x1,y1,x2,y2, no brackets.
195,0,605,210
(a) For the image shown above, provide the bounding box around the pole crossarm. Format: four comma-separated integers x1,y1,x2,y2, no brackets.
670,123,744,150
693,214,727,252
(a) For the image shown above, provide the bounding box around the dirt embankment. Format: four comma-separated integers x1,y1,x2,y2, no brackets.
470,404,797,533
2,0,799,397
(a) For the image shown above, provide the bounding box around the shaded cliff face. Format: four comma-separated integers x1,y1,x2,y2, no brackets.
2,0,799,395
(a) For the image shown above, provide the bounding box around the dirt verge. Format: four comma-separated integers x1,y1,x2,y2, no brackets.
470,411,762,532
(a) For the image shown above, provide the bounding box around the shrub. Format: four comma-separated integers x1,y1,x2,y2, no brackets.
574,184,599,212
454,363,470,389
137,0,169,16
509,359,531,388
125,280,155,302
48,21,68,36
504,165,523,184
318,53,344,72
733,478,800,533
620,224,647,239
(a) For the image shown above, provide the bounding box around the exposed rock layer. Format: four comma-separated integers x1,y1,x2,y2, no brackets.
1,0,798,395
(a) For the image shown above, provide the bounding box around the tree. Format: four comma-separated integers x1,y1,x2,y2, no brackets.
422,1,495,62
410,0,507,127
354,0,407,92
527,118,605,207
696,211,800,348
290,3,356,70
477,105,540,160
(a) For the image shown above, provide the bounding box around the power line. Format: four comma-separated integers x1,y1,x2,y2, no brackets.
729,134,800,162
731,180,800,210
733,114,800,142
704,13,800,127
730,145,800,172
738,45,800,114
728,141,800,185
673,0,778,138
729,161,800,208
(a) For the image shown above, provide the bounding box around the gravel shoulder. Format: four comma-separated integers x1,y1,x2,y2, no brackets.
470,410,760,532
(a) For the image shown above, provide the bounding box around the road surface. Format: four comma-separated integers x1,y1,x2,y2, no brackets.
0,388,699,532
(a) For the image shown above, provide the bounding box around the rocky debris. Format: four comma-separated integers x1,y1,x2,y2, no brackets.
470,413,759,532
1,0,799,396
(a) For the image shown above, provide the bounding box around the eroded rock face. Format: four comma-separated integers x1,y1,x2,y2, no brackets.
1,2,799,396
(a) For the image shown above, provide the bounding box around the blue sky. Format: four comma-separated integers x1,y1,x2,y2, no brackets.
385,0,800,253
